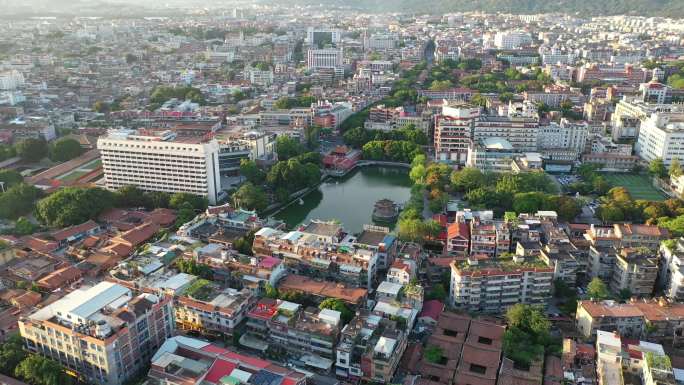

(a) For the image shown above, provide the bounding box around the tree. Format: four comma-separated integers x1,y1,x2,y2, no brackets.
409,164,426,184
618,288,632,301
275,135,304,161
176,258,213,279
175,202,196,228
36,187,113,227
513,192,545,214
423,345,445,364
649,158,667,178
169,192,208,211
15,137,48,162
426,284,447,301
303,125,321,149
125,53,138,64
13,216,37,235
93,100,110,113
232,183,268,212
397,218,426,243
0,183,41,219
343,127,371,148
587,277,610,300
115,185,150,208
0,169,23,189
319,298,354,324
671,158,683,178
503,304,552,367
239,159,266,184
14,354,73,385
49,138,83,162
429,79,453,91
451,167,485,192
0,334,27,376
264,283,279,298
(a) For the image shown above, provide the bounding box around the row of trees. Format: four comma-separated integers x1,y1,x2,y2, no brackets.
343,124,428,148
34,186,208,228
149,85,205,108
0,137,83,163
361,140,423,163
450,167,582,219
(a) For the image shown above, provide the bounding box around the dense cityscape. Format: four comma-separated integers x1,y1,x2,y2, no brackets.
3,3,684,385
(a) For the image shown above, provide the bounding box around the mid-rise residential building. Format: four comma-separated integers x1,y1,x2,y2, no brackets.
335,311,408,382
473,114,540,152
434,103,480,163
610,248,659,297
146,336,307,385
537,119,588,155
576,299,684,347
466,137,523,172
449,256,554,313
19,282,174,385
636,112,684,166
660,238,684,302
245,298,341,366
596,330,675,385
252,221,379,289
98,129,221,204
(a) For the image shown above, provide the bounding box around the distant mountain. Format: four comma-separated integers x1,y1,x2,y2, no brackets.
272,0,684,18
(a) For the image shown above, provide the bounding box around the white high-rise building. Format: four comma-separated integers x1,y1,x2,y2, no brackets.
635,112,684,166
0,70,25,90
307,48,344,75
493,30,532,49
98,129,222,203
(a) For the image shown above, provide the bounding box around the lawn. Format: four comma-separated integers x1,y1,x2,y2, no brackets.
602,173,668,201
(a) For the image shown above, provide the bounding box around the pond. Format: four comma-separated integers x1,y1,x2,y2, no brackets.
272,166,412,233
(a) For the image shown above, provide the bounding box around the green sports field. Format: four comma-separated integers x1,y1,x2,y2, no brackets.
602,173,668,201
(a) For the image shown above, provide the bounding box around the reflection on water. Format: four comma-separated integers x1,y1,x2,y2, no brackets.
273,166,412,233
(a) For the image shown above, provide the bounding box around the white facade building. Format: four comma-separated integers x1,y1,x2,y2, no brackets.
307,48,343,73
0,70,25,90
635,112,684,166
98,129,222,204
493,31,532,49
537,119,588,155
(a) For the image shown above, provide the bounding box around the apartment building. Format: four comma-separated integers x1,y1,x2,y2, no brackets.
614,224,669,251
537,119,588,155
446,222,470,256
609,248,659,297
252,221,379,289
576,299,684,347
449,256,554,313
539,243,581,288
596,330,675,385
98,129,221,204
146,336,307,385
434,103,480,163
473,115,540,152
19,281,174,385
175,285,255,338
636,112,684,166
335,311,407,382
245,299,341,364
660,238,684,302
469,221,497,257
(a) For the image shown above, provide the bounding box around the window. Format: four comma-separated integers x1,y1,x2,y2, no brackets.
469,364,487,375
477,336,493,345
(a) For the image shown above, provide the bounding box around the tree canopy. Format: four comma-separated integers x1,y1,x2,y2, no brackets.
36,187,114,227
49,138,84,162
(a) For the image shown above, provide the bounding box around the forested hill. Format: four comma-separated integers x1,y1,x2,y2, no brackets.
274,0,684,18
